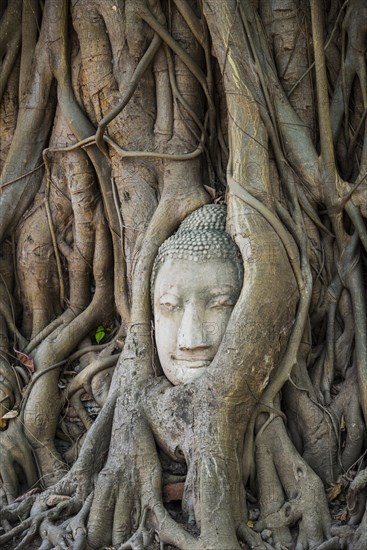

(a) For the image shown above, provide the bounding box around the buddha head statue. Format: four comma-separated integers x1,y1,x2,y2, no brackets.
151,204,244,385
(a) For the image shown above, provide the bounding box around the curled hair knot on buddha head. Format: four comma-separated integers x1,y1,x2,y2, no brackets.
151,204,244,301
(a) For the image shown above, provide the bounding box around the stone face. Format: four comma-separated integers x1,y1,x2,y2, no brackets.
151,205,243,385
153,257,241,385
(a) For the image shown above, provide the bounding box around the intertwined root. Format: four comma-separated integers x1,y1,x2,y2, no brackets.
255,414,332,550
0,421,38,505
0,494,81,549
85,387,201,549
0,406,364,550
0,1,366,549
331,501,367,550
347,469,367,525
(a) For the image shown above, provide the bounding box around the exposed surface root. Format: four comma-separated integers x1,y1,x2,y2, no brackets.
0,1,366,549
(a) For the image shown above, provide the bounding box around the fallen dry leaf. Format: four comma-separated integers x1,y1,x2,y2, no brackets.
204,185,216,199
247,520,254,529
1,410,18,420
327,482,343,501
336,509,348,522
14,349,35,372
46,494,71,507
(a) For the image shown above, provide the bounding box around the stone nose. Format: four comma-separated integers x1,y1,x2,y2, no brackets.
177,303,209,350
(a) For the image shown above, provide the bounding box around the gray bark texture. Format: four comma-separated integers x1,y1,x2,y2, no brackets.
0,0,366,548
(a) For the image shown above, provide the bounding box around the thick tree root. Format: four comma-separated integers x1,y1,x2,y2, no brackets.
0,495,80,548
0,421,39,503
237,523,274,550
86,419,202,549
347,468,367,525
351,505,367,550
0,2,366,550
255,413,332,549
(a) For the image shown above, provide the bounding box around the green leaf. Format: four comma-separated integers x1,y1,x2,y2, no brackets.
95,325,106,344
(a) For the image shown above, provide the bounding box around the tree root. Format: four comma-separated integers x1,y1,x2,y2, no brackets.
0,360,21,423
347,468,367,525
1,3,366,550
351,505,367,550
64,492,93,550
284,359,339,485
315,537,341,550
0,495,80,547
95,33,162,154
0,420,39,503
117,507,153,549
0,493,38,523
237,523,274,550
24,311,71,355
255,414,332,549
36,495,93,550
0,390,116,546
138,1,214,111
331,515,367,550
66,353,120,401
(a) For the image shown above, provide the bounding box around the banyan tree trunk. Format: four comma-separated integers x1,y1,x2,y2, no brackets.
0,1,366,549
